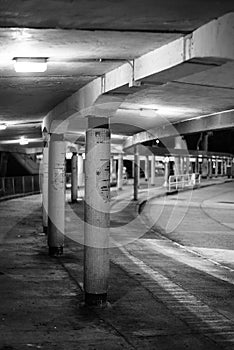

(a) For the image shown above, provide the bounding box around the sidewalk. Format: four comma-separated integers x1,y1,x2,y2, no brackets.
0,177,233,349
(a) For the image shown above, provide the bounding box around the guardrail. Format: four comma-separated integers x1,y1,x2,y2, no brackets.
168,173,201,192
0,175,40,198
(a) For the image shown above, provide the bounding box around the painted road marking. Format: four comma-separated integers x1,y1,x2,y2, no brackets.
112,246,234,347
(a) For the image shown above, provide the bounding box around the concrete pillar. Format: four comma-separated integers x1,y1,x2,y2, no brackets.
84,117,110,307
42,141,49,234
150,154,155,186
224,159,227,175
215,158,219,177
138,156,141,187
110,156,114,182
145,155,149,182
174,136,186,175
208,158,213,178
185,157,190,174
71,152,78,202
113,159,117,182
132,157,134,178
133,145,139,201
220,159,224,176
174,156,180,176
181,157,184,174
195,157,199,174
164,157,170,187
117,153,123,190
48,133,66,256
201,133,209,178
78,154,84,187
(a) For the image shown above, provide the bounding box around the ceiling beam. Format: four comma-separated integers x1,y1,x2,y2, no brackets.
44,12,234,133
123,109,234,149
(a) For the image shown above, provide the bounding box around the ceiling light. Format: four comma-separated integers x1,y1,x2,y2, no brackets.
13,57,48,73
19,137,29,145
0,124,7,130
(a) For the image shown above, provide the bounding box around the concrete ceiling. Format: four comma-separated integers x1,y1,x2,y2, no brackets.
1,0,234,31
0,1,234,148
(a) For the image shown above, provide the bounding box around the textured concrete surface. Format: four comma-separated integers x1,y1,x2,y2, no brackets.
0,178,234,349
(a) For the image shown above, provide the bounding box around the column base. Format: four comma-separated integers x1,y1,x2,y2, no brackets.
49,246,63,257
85,292,107,307
71,199,78,203
43,225,48,234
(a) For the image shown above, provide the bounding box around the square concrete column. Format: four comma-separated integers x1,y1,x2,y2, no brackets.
47,133,66,256
133,145,139,201
150,154,155,186
71,152,78,202
84,117,110,307
117,153,123,190
42,141,49,234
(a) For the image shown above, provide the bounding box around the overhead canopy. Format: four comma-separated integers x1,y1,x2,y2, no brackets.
0,1,233,149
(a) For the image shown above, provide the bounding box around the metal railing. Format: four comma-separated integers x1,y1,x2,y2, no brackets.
0,175,40,198
168,173,201,192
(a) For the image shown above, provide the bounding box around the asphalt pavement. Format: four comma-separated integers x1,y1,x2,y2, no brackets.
0,177,233,349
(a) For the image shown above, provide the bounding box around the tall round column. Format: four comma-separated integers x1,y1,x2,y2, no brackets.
164,157,170,187
150,154,155,186
42,141,49,234
174,136,185,175
48,133,66,256
71,152,78,202
78,154,84,187
209,158,213,178
201,133,209,178
145,155,149,182
195,157,199,174
110,156,114,182
117,153,123,190
215,158,219,177
134,145,139,200
84,117,110,307
221,159,224,176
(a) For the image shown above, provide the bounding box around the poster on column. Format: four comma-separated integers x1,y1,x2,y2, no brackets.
94,130,110,203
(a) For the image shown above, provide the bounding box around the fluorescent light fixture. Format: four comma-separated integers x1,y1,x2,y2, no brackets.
19,137,29,145
0,124,7,130
13,57,48,73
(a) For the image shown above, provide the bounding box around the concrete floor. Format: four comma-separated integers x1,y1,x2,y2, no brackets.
0,179,234,349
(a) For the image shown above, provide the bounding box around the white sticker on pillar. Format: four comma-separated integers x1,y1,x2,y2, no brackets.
96,161,110,202
52,167,65,191
93,129,110,144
